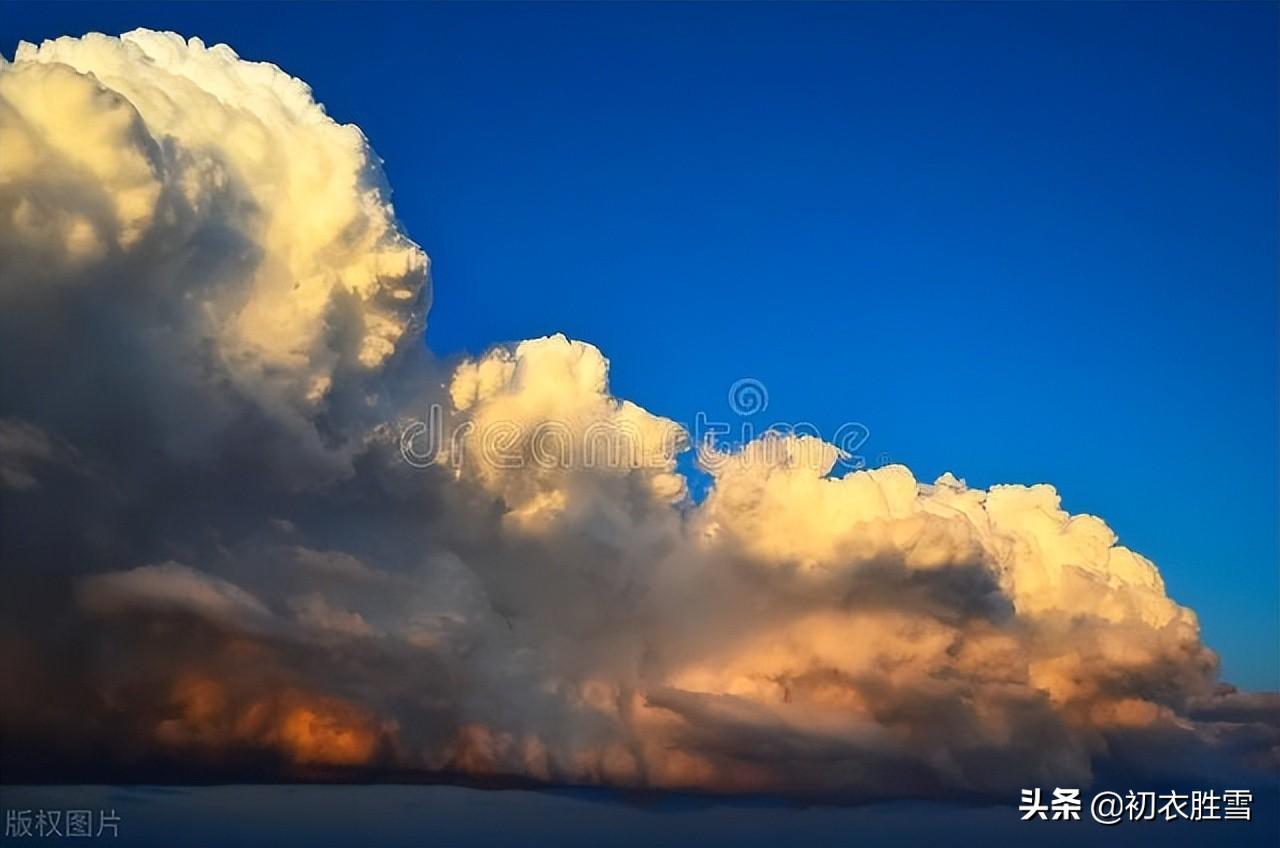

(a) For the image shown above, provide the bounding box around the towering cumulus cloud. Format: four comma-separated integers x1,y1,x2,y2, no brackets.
0,31,1274,797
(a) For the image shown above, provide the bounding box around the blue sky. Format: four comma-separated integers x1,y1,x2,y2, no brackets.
4,1,1276,689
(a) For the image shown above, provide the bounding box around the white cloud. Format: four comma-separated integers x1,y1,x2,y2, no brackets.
448,333,688,531
1,29,429,487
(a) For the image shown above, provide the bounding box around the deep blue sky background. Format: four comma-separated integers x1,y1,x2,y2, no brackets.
3,2,1276,689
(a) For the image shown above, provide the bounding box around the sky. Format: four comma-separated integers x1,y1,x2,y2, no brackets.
0,0,1274,707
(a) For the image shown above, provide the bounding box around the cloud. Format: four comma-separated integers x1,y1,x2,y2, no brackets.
78,562,271,627
447,334,689,531
0,418,80,490
0,30,1273,798
0,29,429,490
288,592,377,638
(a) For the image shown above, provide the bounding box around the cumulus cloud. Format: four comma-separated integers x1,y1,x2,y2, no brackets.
0,30,429,489
0,30,1273,798
446,334,688,532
